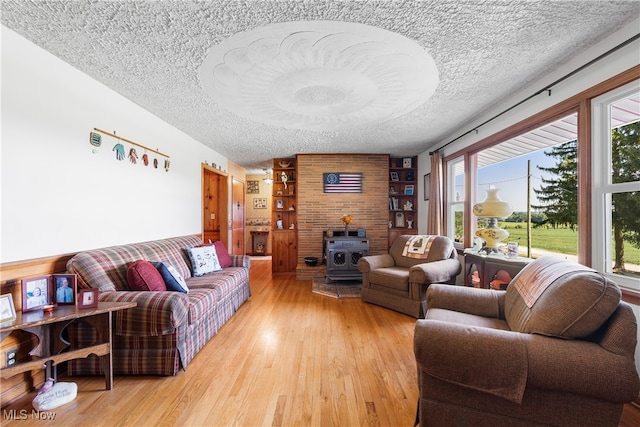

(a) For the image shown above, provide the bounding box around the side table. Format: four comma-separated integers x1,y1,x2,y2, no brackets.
0,301,136,390
464,250,534,289
250,230,269,256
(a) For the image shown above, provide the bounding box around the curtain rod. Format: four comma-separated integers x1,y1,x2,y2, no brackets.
429,32,640,156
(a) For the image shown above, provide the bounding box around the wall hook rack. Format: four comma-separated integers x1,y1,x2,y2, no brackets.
93,127,170,159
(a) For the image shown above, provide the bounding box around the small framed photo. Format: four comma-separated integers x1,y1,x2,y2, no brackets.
253,198,267,209
403,157,412,168
276,199,284,210
404,184,414,195
53,274,77,305
78,289,99,309
0,294,17,323
424,174,431,201
22,276,52,312
390,171,399,181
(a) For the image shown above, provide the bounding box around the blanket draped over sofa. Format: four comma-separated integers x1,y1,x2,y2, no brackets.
65,235,251,376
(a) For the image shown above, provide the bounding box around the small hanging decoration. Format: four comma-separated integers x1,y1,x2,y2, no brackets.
93,127,170,171
129,148,138,164
113,143,125,160
89,132,102,147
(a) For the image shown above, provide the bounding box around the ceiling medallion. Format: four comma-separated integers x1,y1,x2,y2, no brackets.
200,21,439,131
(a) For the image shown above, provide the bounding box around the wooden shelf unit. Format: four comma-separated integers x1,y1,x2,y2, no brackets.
389,156,418,247
271,158,298,274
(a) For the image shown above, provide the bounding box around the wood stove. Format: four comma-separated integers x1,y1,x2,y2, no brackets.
324,235,369,281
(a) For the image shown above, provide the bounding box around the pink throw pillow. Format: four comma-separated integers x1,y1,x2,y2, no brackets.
127,260,167,291
213,241,233,268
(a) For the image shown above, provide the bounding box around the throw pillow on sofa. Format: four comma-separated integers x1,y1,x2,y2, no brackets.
186,246,222,276
212,241,233,268
127,260,167,291
152,261,189,293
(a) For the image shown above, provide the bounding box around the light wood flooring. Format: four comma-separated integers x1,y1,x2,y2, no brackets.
1,258,638,426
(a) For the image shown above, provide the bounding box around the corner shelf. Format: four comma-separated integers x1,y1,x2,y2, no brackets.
389,156,418,247
271,158,298,274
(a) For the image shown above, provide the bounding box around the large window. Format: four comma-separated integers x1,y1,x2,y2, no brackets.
442,72,639,293
592,81,640,291
475,120,580,260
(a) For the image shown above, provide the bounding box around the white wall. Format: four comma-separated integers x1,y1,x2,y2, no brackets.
1,27,228,262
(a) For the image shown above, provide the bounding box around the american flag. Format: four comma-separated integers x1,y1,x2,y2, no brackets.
323,173,363,193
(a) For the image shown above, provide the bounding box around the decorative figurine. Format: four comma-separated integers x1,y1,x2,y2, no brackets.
281,171,288,189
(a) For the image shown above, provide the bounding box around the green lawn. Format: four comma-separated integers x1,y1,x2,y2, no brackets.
501,222,640,265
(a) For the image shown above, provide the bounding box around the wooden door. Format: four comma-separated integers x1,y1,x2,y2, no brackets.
231,178,245,255
202,164,228,249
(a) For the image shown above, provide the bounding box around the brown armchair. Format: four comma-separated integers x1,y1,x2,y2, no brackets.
357,235,461,317
414,256,640,427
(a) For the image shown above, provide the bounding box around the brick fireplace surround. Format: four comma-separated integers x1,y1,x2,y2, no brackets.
296,154,389,279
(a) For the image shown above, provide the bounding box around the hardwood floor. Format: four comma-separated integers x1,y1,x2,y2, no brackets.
1,258,637,426
1,259,418,426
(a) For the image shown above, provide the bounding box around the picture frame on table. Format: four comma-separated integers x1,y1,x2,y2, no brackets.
404,184,414,195
53,274,77,305
390,171,399,181
424,174,431,201
276,199,284,210
78,289,99,309
22,275,52,312
403,157,412,168
0,294,17,323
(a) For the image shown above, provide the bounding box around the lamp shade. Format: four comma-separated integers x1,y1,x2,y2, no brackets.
473,187,513,218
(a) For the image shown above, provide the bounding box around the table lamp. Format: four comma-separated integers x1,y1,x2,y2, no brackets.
472,185,513,254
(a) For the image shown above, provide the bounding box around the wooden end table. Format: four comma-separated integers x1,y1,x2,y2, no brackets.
0,301,136,390
464,250,534,289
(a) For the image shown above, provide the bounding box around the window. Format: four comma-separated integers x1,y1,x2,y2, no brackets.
462,113,580,259
592,81,640,291
441,69,638,286
446,156,465,247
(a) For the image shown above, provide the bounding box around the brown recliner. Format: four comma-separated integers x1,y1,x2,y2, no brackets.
414,256,640,427
357,235,461,317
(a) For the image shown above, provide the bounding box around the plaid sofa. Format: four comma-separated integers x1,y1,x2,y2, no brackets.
65,235,251,376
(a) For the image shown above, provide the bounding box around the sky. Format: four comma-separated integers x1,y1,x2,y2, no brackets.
455,148,558,212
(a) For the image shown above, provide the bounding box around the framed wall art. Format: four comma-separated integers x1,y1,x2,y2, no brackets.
247,180,260,194
22,275,52,312
53,274,77,305
253,198,267,209
424,174,431,201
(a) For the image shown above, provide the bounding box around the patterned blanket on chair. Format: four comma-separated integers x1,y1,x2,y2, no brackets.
512,256,593,308
402,235,437,259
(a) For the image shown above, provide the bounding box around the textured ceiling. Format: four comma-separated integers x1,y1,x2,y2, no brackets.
2,1,639,172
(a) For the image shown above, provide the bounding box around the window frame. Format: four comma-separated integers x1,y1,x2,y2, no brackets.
591,80,640,291
441,66,640,302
